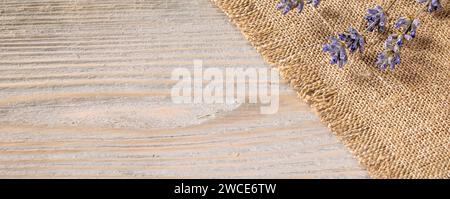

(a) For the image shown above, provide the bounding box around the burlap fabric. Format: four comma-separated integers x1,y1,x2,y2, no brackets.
211,0,450,178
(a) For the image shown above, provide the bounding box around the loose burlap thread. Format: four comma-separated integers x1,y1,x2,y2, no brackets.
211,0,450,178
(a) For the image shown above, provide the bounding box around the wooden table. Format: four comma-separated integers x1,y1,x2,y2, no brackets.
0,0,367,178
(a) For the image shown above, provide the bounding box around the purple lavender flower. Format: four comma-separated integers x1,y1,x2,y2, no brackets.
365,5,387,32
308,0,320,7
394,17,420,41
377,17,420,70
323,36,348,68
377,34,402,71
339,27,365,53
276,0,300,15
276,0,320,15
417,0,442,13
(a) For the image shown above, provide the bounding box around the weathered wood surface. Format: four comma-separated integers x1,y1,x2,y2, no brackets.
0,0,368,178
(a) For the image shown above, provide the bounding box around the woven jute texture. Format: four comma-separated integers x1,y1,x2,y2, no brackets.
211,0,450,178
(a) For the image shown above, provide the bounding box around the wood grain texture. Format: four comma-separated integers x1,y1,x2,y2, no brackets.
0,0,368,178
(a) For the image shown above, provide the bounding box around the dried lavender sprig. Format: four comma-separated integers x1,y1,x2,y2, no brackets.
323,36,348,68
417,0,442,13
339,27,365,53
365,5,387,32
276,0,320,15
376,17,420,70
322,27,364,68
374,0,443,71
362,0,397,32
394,17,420,42
376,34,402,70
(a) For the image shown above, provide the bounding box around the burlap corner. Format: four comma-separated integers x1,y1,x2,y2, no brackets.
211,0,450,178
